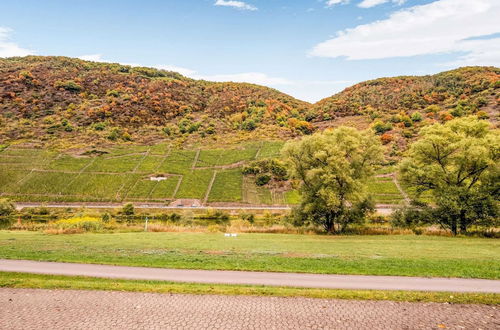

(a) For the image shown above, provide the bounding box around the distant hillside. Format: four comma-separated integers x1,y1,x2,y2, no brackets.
314,67,499,120
312,67,499,156
0,56,310,145
0,57,498,150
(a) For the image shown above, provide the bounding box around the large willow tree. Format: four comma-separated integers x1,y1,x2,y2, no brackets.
282,127,383,233
400,117,499,235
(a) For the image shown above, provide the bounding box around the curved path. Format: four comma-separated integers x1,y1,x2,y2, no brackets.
1,259,499,293
1,288,498,329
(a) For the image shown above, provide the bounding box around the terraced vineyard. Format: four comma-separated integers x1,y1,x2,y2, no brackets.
0,141,406,206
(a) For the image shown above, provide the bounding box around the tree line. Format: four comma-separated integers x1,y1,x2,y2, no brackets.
283,116,499,235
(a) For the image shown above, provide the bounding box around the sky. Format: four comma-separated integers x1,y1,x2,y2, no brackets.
0,0,499,102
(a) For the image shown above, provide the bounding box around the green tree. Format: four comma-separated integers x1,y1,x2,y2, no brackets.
122,203,135,216
400,117,499,235
283,127,383,233
0,198,15,216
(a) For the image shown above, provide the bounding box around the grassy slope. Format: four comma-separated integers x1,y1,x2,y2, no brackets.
0,231,498,279
1,272,498,305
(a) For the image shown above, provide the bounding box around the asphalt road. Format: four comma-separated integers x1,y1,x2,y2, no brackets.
1,288,498,329
1,259,499,293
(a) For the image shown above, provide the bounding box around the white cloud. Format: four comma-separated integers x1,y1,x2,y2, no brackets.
310,0,500,66
358,0,406,8
325,0,350,7
78,54,103,62
214,0,257,11
0,27,34,58
194,72,292,85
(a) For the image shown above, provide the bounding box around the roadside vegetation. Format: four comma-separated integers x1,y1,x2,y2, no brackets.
1,272,498,305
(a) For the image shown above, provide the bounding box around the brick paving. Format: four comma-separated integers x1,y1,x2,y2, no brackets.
0,288,498,329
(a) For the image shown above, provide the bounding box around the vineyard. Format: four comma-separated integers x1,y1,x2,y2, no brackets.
0,141,406,206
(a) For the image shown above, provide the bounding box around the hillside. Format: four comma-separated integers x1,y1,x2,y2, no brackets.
312,67,499,155
0,57,498,152
0,56,310,145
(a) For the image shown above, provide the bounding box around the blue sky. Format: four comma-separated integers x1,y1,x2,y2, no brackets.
0,0,498,102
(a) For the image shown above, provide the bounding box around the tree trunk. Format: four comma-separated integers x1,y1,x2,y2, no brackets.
459,210,467,234
324,215,336,234
451,220,458,236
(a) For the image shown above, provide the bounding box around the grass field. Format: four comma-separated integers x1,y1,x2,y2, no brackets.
0,142,407,205
0,231,498,279
1,272,497,305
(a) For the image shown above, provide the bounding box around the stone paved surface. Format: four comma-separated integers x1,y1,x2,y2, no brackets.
0,289,498,329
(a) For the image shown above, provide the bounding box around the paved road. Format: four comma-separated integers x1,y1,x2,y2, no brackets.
13,202,396,214
1,259,499,293
0,288,498,329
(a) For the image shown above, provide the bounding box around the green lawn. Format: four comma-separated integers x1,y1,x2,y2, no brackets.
0,231,498,279
1,272,497,305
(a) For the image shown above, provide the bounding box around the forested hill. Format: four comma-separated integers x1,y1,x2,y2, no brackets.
313,66,499,123
0,56,310,144
0,56,498,147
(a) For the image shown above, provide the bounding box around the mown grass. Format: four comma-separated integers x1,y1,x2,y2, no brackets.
0,231,498,279
0,272,497,305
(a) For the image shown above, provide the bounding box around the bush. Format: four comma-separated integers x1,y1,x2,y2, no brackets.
168,213,181,222
391,206,429,229
55,80,83,92
101,212,111,223
122,203,135,216
411,112,423,122
93,122,106,131
372,120,392,134
0,198,15,216
241,213,255,223
256,174,271,186
380,133,393,144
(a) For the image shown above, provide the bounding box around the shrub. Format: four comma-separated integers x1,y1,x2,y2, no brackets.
241,213,255,223
255,174,271,186
241,119,257,131
380,133,393,144
93,122,106,131
55,80,83,92
391,206,429,229
476,111,489,119
0,198,15,216
372,120,392,134
411,112,423,122
168,213,181,222
122,203,135,216
101,212,111,223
